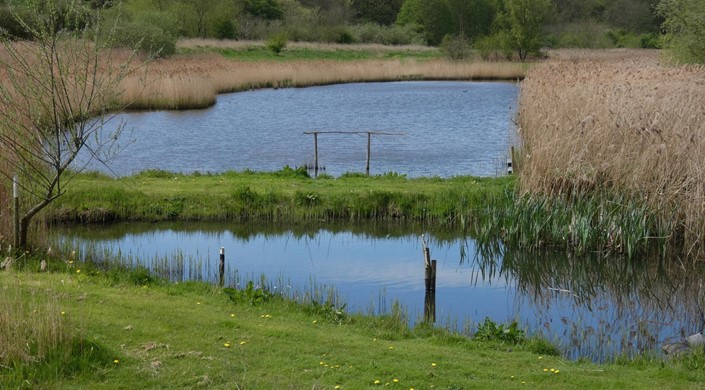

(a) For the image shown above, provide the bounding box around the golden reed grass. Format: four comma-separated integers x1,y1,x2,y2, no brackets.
517,50,705,256
120,53,525,109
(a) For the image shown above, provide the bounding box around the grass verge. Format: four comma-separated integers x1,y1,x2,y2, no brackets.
3,263,705,389
47,169,514,225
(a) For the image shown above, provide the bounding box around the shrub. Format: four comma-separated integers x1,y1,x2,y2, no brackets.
440,34,470,60
213,17,236,40
266,31,288,55
107,13,177,57
349,22,426,45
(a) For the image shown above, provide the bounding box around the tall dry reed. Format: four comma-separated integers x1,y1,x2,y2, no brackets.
516,52,705,256
120,54,525,109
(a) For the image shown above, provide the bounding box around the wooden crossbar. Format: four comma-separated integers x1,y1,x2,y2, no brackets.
303,131,405,175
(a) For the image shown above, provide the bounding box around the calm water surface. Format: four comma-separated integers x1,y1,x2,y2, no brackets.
51,223,704,362
79,81,518,177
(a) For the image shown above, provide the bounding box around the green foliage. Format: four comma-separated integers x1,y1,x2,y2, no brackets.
351,0,405,25
273,165,310,178
440,33,471,60
213,17,236,40
474,32,514,60
266,31,288,55
349,22,427,45
525,337,562,356
473,317,526,344
223,281,276,306
657,0,705,64
504,0,551,60
396,0,454,45
0,4,33,39
106,10,177,57
302,300,348,324
245,0,284,20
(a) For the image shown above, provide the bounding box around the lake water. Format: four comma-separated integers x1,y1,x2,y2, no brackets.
78,81,518,177
51,222,705,362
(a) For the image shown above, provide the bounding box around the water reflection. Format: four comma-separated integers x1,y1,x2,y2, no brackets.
50,222,704,361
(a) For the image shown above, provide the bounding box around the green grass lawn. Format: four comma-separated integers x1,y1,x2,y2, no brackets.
179,44,441,62
3,267,705,389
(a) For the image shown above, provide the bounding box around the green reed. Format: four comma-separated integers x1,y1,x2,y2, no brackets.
473,190,672,258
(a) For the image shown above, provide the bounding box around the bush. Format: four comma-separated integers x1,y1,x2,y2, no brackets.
440,34,470,60
213,18,236,40
266,31,288,55
105,11,177,57
474,33,513,61
348,23,426,45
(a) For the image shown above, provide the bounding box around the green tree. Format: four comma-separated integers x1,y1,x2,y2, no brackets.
351,0,404,25
657,0,705,63
0,0,137,249
505,0,550,60
245,0,284,20
396,0,454,45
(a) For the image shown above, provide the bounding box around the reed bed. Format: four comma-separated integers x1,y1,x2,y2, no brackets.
120,54,525,110
515,54,705,257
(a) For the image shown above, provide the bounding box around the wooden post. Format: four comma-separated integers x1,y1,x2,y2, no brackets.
422,236,436,323
313,132,319,173
507,146,515,175
13,175,19,251
219,247,225,287
366,132,371,176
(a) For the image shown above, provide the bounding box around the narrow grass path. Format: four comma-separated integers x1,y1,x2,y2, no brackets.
3,269,705,389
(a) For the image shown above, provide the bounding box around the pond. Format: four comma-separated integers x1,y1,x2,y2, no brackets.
78,81,518,177
50,222,705,362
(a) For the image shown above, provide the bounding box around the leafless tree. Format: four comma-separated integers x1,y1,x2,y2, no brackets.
0,0,138,250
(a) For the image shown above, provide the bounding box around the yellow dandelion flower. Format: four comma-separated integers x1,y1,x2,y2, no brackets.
543,368,548,372
240,341,246,345
374,379,381,384
224,343,231,348
521,382,526,385
388,346,394,350
511,376,515,379
313,320,318,324
230,313,235,318
538,356,543,360
196,302,201,305
431,362,437,367
113,359,119,364
335,386,340,389
319,361,324,365
550,368,555,372
76,269,81,273
554,370,560,374
393,378,399,383
61,311,66,315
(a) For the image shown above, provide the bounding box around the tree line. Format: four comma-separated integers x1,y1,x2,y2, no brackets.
0,0,701,61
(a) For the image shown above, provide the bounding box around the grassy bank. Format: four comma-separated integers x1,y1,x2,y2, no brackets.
47,169,513,225
3,265,705,388
177,39,441,62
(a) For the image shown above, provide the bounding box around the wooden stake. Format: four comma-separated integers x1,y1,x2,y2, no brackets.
366,132,371,176
219,247,225,287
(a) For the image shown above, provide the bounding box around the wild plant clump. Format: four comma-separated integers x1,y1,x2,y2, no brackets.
516,52,705,257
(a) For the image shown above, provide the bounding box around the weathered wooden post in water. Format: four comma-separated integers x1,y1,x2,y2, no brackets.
219,247,225,287
422,236,437,323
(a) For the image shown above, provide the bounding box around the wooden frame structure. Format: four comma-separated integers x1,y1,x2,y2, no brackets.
303,131,404,175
